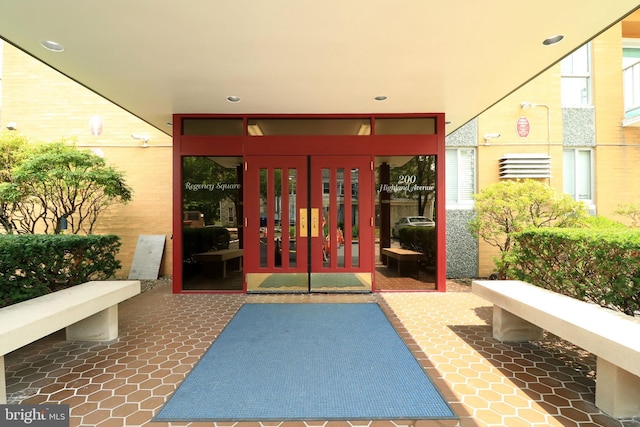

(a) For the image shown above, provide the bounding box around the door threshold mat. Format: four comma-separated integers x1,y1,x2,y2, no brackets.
154,303,456,421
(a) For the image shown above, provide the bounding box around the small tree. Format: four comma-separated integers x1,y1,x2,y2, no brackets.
469,179,589,277
0,132,31,233
613,202,640,228
7,140,132,234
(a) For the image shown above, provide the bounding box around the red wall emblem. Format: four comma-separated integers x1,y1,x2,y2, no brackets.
516,116,530,138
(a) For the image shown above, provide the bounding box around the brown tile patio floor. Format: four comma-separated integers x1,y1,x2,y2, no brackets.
4,281,639,427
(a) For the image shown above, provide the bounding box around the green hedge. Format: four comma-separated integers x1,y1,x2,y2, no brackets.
507,228,640,316
0,234,121,307
183,226,230,260
398,226,437,267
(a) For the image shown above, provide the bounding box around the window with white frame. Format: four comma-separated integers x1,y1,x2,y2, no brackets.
446,148,475,206
561,43,591,106
622,39,640,117
563,148,593,202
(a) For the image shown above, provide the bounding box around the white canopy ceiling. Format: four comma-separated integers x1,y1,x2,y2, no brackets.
1,1,639,135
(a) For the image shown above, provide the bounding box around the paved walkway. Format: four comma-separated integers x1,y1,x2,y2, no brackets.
4,282,637,427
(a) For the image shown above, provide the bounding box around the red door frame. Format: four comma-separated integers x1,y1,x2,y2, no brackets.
244,155,374,289
244,155,308,275
172,113,447,293
309,155,374,275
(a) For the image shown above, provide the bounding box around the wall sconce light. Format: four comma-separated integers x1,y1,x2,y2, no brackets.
520,102,548,110
520,101,551,143
131,134,150,148
6,122,17,131
484,133,501,145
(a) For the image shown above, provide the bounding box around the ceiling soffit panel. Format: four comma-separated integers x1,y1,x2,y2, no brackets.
0,1,639,135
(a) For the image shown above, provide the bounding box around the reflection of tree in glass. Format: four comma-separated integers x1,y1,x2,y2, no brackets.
259,169,283,202
389,155,436,218
182,157,240,226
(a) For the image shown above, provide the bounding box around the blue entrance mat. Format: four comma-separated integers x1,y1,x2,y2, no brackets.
154,303,456,421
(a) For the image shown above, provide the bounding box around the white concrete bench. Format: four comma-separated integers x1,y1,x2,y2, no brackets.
472,279,640,419
0,280,141,403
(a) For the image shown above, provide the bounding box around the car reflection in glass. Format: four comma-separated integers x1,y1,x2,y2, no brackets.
392,216,435,238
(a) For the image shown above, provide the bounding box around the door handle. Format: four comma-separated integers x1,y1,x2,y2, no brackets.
299,208,308,237
310,208,319,237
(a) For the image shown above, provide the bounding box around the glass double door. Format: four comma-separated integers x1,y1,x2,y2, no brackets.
245,155,373,292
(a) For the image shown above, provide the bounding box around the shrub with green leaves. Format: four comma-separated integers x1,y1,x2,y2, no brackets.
0,234,121,307
506,227,640,316
469,179,589,277
0,136,132,235
583,215,628,230
183,226,230,260
613,202,640,228
398,226,437,268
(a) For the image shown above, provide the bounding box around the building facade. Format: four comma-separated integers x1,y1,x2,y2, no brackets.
2,12,640,284
446,14,640,277
0,42,174,277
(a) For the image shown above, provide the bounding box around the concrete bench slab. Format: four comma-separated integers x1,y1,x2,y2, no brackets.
472,279,640,418
0,280,140,403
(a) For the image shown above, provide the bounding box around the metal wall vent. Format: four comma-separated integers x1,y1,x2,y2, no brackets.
499,153,551,179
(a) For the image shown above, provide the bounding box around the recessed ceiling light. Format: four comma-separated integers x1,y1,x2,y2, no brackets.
374,96,387,101
543,34,564,46
40,40,64,52
226,96,241,103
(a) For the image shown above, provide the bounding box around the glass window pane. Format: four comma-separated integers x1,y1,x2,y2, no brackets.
274,168,282,268
288,169,297,268
561,44,591,106
446,150,459,202
378,155,437,290
563,150,576,199
182,118,244,136
260,168,268,268
247,118,371,136
375,118,437,135
182,156,242,291
336,168,345,268
562,77,589,105
563,149,591,202
446,149,475,204
350,168,360,268
576,150,591,200
322,168,330,267
459,149,475,201
561,44,590,75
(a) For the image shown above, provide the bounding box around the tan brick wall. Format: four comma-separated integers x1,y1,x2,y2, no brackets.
475,66,563,276
593,23,640,223
473,22,640,275
1,43,173,278
593,24,625,147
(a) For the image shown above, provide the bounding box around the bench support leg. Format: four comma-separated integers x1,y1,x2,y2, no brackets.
398,260,417,276
0,355,5,404
492,306,544,341
66,306,118,342
596,358,640,418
